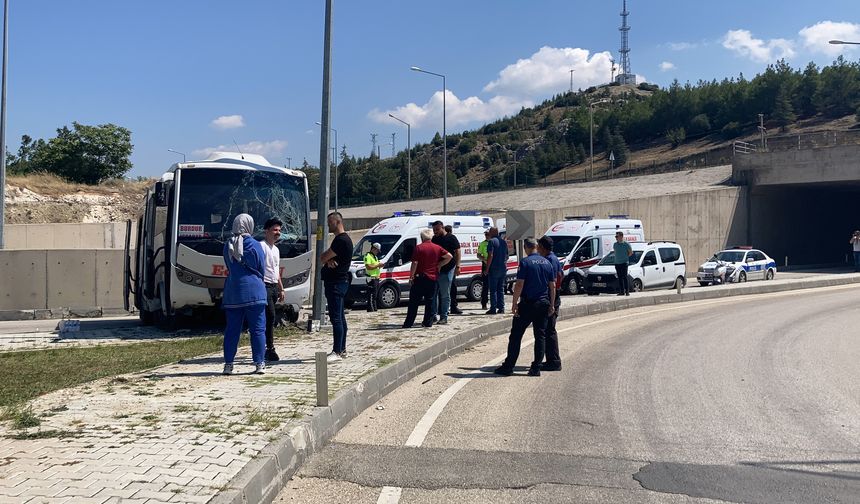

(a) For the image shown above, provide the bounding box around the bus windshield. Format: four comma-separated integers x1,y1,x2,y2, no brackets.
177,168,309,257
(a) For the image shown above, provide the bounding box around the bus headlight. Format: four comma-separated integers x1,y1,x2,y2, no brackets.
284,269,310,287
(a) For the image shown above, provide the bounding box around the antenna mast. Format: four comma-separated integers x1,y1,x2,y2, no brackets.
370,133,378,157
616,0,636,85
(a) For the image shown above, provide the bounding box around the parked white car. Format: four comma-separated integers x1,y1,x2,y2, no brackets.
697,247,777,285
583,241,686,294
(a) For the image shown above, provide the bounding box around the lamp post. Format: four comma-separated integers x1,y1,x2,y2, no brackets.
310,0,334,332
589,99,610,180
388,113,411,200
316,122,338,210
829,40,860,45
410,66,447,213
0,0,8,249
167,149,186,163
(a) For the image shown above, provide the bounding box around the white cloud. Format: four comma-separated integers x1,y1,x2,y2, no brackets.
192,139,288,159
659,61,676,72
799,21,860,56
483,46,614,97
722,29,795,63
369,90,531,129
210,114,245,130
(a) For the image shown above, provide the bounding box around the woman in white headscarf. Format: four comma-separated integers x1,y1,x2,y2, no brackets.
221,213,268,375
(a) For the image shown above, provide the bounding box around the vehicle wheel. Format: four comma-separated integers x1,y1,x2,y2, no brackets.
765,269,774,280
377,283,400,309
466,277,483,302
562,275,579,295
698,281,710,287
632,279,644,292
139,309,154,326
738,271,747,283
673,276,686,290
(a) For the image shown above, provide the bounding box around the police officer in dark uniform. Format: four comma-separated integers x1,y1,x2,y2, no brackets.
494,237,557,377
537,235,563,371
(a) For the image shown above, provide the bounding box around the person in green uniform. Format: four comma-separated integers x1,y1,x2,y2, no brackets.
477,230,490,310
364,242,384,311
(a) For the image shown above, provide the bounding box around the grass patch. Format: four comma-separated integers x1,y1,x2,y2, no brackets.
1,405,41,429
246,408,281,431
7,429,78,440
383,336,400,343
172,405,194,413
0,334,227,407
376,357,398,368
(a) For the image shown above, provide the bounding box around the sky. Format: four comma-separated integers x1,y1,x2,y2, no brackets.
3,0,860,178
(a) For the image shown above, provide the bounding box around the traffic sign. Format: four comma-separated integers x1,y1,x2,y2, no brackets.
505,210,535,240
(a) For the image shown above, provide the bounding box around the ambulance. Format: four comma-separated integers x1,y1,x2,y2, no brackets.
347,212,518,309
543,216,645,295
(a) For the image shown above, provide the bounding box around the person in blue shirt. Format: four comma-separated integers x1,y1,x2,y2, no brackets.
537,235,564,371
494,237,556,377
613,231,634,296
484,227,508,315
222,213,268,375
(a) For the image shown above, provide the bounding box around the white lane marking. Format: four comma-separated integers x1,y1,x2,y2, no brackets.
377,285,854,501
376,486,402,504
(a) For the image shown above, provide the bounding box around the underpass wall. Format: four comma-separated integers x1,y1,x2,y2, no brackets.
5,222,136,249
531,186,748,271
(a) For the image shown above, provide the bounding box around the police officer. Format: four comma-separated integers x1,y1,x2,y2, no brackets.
537,235,563,371
494,237,556,377
364,242,384,312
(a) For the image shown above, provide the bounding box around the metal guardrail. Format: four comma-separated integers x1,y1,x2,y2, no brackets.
733,141,758,154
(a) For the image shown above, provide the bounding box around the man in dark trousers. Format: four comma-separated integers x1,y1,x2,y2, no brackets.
613,231,633,296
485,227,508,314
537,235,563,371
260,217,285,362
477,230,490,310
403,229,452,328
363,242,384,312
431,221,460,324
443,224,463,315
494,237,556,377
319,211,353,363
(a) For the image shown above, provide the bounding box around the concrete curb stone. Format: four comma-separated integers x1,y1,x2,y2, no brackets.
213,273,860,504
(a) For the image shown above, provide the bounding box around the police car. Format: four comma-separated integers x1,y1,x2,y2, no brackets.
696,247,777,285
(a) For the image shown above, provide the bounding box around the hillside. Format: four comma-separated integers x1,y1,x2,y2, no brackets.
4,173,149,224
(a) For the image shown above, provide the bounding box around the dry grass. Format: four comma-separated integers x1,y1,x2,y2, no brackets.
7,172,152,198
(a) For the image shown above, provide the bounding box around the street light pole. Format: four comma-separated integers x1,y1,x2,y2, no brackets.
388,113,411,200
311,0,334,332
569,69,574,93
316,122,338,210
0,0,8,249
589,99,610,180
411,66,447,213
829,39,860,45
167,149,186,163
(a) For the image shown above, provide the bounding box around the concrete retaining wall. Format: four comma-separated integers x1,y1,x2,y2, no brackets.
5,222,137,250
733,144,860,186
529,186,748,271
0,249,126,312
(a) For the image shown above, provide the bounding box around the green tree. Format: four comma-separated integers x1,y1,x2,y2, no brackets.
773,86,796,131
33,123,133,184
666,127,686,148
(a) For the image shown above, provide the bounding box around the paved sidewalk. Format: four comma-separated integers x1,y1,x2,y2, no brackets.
0,271,857,503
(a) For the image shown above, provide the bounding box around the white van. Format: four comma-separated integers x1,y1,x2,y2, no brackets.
582,241,686,294
543,216,645,295
347,212,517,309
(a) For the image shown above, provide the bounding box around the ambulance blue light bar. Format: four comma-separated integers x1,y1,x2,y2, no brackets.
392,210,427,217
564,215,593,221
608,214,629,219
455,211,480,216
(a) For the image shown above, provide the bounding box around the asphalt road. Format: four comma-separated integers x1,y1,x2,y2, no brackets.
278,285,860,503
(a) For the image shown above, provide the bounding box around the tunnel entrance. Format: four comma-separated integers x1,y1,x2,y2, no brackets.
749,183,860,267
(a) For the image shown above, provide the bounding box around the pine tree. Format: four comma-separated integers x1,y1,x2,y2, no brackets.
773,86,796,132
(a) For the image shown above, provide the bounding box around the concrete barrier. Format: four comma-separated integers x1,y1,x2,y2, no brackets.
212,273,860,504
4,222,137,250
0,250,48,311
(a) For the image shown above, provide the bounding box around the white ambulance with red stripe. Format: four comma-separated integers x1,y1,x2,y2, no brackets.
347,212,518,309
544,216,644,295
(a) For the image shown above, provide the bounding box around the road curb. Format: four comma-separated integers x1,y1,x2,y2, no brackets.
212,274,860,504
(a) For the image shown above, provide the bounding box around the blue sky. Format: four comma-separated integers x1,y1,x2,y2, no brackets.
4,0,860,178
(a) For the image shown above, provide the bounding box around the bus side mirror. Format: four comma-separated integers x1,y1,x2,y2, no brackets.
155,181,168,207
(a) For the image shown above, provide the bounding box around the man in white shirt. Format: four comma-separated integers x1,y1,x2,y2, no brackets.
261,218,285,362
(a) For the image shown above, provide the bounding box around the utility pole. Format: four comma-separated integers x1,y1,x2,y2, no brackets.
758,113,767,151
569,69,574,93
0,0,8,249
310,0,334,332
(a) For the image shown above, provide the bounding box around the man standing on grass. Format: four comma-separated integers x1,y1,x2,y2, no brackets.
364,242,384,312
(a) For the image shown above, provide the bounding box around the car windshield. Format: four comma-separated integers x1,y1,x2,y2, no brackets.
551,236,580,257
177,168,309,258
352,235,401,261
714,251,745,263
599,250,644,265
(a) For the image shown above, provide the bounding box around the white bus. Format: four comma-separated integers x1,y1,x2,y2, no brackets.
124,152,312,326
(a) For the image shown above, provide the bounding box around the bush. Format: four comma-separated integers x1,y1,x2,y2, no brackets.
666,127,686,148
689,114,711,135
638,82,659,92
721,121,743,140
